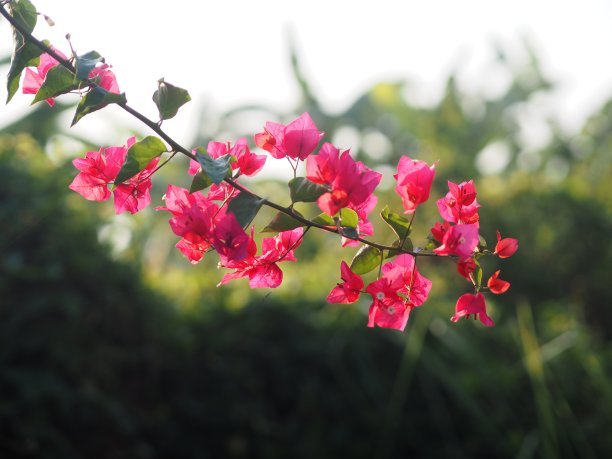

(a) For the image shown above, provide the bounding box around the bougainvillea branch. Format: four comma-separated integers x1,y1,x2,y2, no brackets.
2,0,518,331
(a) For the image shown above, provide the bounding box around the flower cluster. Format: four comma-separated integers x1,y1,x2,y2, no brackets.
68,136,158,214
22,47,120,106
5,2,518,334
326,158,517,330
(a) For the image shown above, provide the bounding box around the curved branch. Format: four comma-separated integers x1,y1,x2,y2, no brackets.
1,2,439,258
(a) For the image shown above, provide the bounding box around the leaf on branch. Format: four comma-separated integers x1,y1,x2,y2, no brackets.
288,177,328,203
473,259,483,290
339,226,359,240
350,245,382,275
152,78,191,121
195,148,232,185
226,192,264,229
71,86,127,126
6,0,40,103
380,205,412,239
75,50,103,81
261,210,305,233
310,212,335,226
339,208,358,229
189,171,213,193
32,64,81,104
115,136,167,184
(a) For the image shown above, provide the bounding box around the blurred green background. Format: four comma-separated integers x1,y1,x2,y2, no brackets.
1,43,611,459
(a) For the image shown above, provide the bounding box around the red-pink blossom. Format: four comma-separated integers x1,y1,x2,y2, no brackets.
394,156,436,214
450,292,494,326
112,158,159,214
433,223,479,260
213,212,251,264
366,278,411,331
88,64,120,94
175,234,211,264
69,136,158,214
487,270,511,294
156,184,222,262
23,49,120,106
255,113,324,160
306,147,382,217
381,254,432,307
437,180,480,224
364,254,432,331
22,48,67,106
495,231,518,259
219,228,304,289
69,143,127,202
327,261,364,304
457,258,477,281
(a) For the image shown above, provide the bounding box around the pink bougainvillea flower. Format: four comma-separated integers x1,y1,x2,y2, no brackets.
175,234,211,264
306,146,382,217
487,270,511,294
327,261,364,304
70,136,158,214
192,139,266,178
213,212,250,264
69,141,128,202
22,48,68,106
394,156,436,214
366,277,411,331
219,228,304,289
450,292,494,326
494,230,518,259
23,49,120,105
433,223,480,260
430,220,451,243
255,112,324,160
113,156,160,214
88,64,120,94
156,184,223,262
437,180,480,224
457,258,477,281
381,254,432,307
363,254,432,331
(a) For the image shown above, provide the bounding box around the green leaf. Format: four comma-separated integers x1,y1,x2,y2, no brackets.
152,78,191,120
226,192,264,229
32,64,81,104
478,235,488,251
75,50,103,80
261,210,305,233
311,212,335,226
339,227,359,240
288,177,328,203
71,86,127,126
115,136,167,184
195,148,232,185
6,0,40,103
380,205,412,239
350,245,382,275
189,172,213,193
473,260,483,290
339,208,358,229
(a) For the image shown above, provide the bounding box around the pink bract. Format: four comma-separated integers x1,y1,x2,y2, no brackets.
394,156,436,214
437,180,480,224
255,113,324,160
327,261,364,304
487,270,511,294
450,292,494,326
433,223,479,260
495,231,518,259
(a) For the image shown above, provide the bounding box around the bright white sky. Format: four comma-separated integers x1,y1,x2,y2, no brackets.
2,0,612,147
